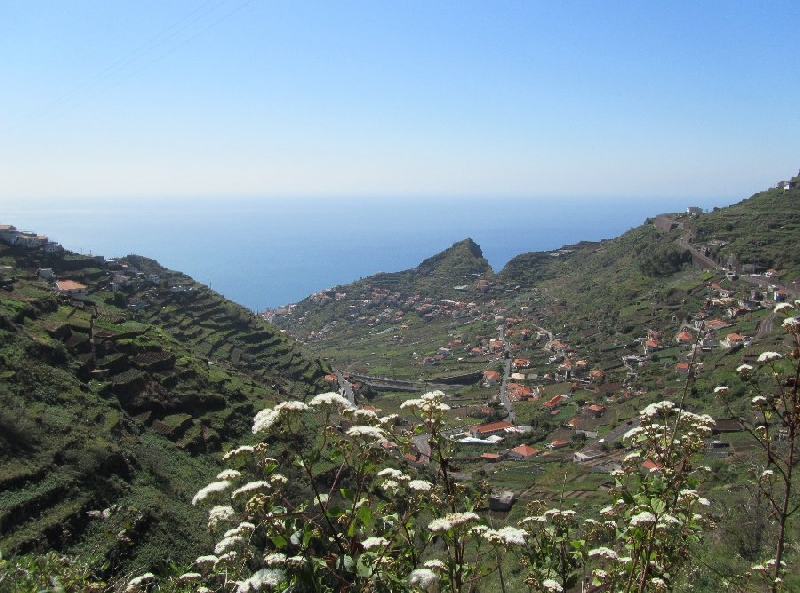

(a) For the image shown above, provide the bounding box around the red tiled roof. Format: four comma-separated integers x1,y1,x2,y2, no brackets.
510,444,540,458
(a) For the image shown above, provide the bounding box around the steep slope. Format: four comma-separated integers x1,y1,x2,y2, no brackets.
0,240,328,578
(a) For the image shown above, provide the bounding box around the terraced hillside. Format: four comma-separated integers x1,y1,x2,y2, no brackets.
0,242,328,577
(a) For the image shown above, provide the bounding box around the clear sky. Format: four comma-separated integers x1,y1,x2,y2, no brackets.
1,0,798,203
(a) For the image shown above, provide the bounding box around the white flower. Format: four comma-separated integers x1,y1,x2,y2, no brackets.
698,498,710,506
194,555,218,565
215,535,245,554
774,302,794,314
126,573,155,591
215,551,237,564
309,392,354,409
264,552,287,566
232,481,271,498
782,316,800,330
216,469,241,480
346,425,387,441
642,401,675,418
447,511,480,526
275,400,309,413
377,468,406,479
223,445,254,459
270,474,288,485
714,386,729,394
521,515,547,523
408,568,439,589
588,546,618,560
737,364,753,373
192,481,231,506
362,536,389,549
542,579,564,592
623,426,645,440
381,479,399,490
224,521,256,538
761,469,774,479
758,351,782,363
400,398,423,409
752,395,768,407
408,480,433,491
630,511,657,526
237,568,285,592
252,409,280,434
428,518,453,532
484,526,527,545
424,559,447,570
178,572,201,581
349,408,378,420
208,505,235,529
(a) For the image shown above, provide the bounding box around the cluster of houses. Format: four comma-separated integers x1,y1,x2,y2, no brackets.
0,224,64,254
0,224,197,309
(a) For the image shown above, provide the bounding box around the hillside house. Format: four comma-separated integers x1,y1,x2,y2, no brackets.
37,268,55,280
584,404,606,418
542,394,569,409
720,333,746,349
590,369,605,383
0,224,18,244
686,206,703,215
507,444,541,460
469,421,513,438
483,370,501,386
54,280,88,299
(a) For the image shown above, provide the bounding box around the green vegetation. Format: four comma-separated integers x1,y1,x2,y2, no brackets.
2,178,800,590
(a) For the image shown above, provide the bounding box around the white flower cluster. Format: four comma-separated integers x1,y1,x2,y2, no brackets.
542,578,564,592
236,568,285,592
757,351,782,363
309,391,355,409
207,505,235,529
361,536,390,550
408,568,439,589
252,401,310,434
483,525,527,545
232,481,271,499
214,535,245,555
345,425,387,441
400,390,451,414
126,572,155,591
192,481,231,506
427,512,480,532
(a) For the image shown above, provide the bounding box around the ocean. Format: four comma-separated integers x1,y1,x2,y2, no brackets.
2,195,732,311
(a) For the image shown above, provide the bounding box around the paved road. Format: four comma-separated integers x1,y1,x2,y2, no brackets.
335,370,355,405
497,326,516,423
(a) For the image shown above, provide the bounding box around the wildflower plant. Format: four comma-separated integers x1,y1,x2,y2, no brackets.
179,387,715,592
584,401,714,592
716,301,800,592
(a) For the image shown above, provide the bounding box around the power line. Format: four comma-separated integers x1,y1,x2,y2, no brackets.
3,0,256,139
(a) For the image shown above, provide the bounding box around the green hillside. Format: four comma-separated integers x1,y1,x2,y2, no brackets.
2,178,799,590
0,242,328,580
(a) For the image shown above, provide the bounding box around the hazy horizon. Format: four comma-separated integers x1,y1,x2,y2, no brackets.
3,193,736,310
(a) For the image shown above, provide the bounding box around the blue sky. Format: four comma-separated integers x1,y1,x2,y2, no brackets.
1,1,798,202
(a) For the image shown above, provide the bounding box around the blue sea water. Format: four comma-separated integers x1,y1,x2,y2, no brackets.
2,195,732,311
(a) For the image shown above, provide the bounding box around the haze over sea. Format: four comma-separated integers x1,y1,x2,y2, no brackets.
5,195,732,311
